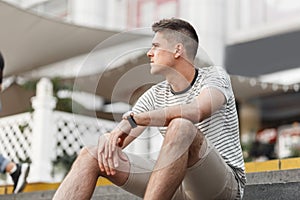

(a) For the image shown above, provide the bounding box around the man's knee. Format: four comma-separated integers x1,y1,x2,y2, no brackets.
168,117,193,129
163,118,198,150
167,118,196,138
78,146,89,156
165,118,205,156
73,146,98,168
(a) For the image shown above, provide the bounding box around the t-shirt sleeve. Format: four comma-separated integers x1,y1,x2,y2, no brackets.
132,87,155,114
200,66,233,103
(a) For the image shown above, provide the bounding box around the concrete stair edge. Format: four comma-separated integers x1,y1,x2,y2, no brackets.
243,168,300,200
1,169,300,200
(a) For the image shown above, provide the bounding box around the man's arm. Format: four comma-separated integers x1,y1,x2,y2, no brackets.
99,87,225,175
133,87,226,126
116,123,146,149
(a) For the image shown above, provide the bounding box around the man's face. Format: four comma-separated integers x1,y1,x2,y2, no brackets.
147,32,176,75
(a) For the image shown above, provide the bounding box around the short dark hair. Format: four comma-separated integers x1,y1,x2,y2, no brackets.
0,52,4,84
152,18,199,59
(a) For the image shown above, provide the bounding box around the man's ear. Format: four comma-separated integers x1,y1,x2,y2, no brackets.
174,43,184,58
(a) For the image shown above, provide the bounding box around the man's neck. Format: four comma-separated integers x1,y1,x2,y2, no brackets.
167,64,196,93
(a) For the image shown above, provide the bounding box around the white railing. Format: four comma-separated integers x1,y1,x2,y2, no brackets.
54,111,117,158
0,78,163,184
0,112,33,163
0,110,118,184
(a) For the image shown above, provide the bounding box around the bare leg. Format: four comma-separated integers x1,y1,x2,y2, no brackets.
53,146,130,200
144,118,204,200
5,162,16,173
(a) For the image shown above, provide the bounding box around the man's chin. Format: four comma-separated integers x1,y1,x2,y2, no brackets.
150,68,159,75
150,64,163,75
150,64,155,74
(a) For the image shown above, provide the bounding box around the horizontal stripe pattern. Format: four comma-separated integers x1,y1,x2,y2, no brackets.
133,66,246,198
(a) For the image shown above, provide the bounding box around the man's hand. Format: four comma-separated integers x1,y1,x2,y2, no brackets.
97,120,131,175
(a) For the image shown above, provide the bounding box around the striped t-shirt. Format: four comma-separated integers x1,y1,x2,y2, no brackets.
132,66,246,198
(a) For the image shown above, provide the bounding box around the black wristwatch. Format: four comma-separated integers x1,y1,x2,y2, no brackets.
127,113,137,128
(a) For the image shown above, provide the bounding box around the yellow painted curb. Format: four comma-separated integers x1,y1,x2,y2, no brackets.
280,157,300,170
245,157,300,173
245,159,280,173
0,177,112,195
96,177,112,186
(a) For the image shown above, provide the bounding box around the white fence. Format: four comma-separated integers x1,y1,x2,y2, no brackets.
0,78,163,184
0,113,33,164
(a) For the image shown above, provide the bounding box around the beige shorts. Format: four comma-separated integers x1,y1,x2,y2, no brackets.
120,138,238,200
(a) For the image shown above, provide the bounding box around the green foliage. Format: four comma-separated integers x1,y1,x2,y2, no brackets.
241,142,254,162
52,150,77,178
22,77,85,113
16,124,32,164
55,97,73,113
53,151,77,171
51,77,73,93
22,80,37,91
290,147,300,158
18,123,29,133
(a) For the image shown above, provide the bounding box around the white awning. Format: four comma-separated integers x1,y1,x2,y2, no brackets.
0,1,148,76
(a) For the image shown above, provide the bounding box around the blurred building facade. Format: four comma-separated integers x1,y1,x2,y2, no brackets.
2,0,300,160
225,0,300,160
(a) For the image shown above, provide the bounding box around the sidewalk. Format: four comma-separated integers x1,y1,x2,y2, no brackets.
0,158,299,199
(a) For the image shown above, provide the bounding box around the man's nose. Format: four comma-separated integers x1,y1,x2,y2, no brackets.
147,48,153,57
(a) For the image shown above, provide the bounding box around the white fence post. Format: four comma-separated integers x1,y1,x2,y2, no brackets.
29,78,57,182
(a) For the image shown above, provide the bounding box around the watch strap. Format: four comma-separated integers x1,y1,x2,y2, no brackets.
127,114,137,128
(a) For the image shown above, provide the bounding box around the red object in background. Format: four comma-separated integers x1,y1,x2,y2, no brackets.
256,128,277,144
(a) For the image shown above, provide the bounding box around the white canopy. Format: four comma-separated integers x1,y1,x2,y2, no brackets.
0,1,293,107
0,1,147,76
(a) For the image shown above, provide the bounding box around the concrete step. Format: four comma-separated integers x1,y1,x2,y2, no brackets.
244,182,300,200
3,180,299,200
1,168,299,199
243,168,300,200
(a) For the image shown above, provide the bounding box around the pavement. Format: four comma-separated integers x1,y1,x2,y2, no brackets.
1,158,300,199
